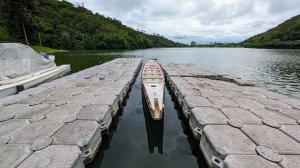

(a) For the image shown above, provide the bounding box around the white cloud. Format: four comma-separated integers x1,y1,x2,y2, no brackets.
67,0,300,44
203,35,217,39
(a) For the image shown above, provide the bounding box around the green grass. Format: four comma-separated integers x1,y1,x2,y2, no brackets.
31,46,67,54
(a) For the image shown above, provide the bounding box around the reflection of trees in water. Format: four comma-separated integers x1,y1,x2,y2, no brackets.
142,89,164,154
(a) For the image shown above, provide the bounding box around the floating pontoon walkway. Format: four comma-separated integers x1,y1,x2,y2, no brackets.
0,58,142,168
161,63,300,168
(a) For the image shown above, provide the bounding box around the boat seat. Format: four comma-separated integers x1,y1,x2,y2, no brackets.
143,74,163,76
142,76,164,78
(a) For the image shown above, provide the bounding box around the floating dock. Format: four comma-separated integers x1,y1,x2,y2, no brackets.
0,58,142,168
1,59,300,168
161,63,300,168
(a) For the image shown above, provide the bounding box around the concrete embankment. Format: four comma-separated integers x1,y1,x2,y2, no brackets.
161,63,300,168
0,58,142,168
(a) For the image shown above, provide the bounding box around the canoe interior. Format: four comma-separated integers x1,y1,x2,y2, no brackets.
142,60,165,120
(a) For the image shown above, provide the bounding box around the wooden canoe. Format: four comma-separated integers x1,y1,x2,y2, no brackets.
142,59,165,120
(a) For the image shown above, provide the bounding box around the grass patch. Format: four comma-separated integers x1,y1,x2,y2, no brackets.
31,46,67,54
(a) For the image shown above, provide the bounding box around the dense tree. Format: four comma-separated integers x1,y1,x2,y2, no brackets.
2,0,39,44
0,0,185,49
0,0,11,41
0,28,11,41
242,15,300,49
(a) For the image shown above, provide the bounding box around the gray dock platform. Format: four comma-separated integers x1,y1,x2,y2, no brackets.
161,63,300,168
0,58,142,168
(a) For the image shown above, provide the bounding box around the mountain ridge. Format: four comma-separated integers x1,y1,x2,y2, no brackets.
242,15,300,49
0,0,185,50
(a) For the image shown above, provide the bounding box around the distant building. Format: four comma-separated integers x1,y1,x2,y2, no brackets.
190,41,196,46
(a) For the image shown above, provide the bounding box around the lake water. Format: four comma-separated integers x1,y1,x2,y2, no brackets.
55,48,300,168
56,48,300,98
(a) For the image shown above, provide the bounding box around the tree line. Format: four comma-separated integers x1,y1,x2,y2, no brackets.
0,0,185,50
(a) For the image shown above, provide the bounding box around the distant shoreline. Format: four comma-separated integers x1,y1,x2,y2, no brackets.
31,46,68,54
32,45,300,54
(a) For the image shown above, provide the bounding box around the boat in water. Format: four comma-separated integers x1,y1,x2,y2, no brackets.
0,43,70,98
142,59,165,120
142,95,164,153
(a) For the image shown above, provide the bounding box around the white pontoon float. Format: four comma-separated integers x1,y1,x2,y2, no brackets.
0,43,70,98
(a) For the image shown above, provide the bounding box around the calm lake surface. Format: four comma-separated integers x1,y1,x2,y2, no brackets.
56,48,300,98
55,48,300,168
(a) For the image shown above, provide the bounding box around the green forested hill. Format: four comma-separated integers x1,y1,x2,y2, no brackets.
0,0,184,50
242,15,300,49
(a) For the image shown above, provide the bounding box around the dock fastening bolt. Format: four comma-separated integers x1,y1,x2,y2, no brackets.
179,99,183,106
211,156,224,168
194,127,202,136
99,122,107,131
110,106,116,114
82,148,92,158
184,110,191,116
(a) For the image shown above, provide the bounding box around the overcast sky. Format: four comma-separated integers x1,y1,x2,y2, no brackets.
67,0,300,44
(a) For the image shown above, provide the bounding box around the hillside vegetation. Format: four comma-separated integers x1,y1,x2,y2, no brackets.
31,46,67,53
0,0,184,50
242,15,300,49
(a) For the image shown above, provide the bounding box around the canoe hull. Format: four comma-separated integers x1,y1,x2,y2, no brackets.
142,60,165,120
142,93,164,153
142,84,164,120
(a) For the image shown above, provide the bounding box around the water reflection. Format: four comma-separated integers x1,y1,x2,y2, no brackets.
142,93,164,154
87,72,202,168
55,50,135,73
